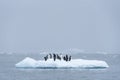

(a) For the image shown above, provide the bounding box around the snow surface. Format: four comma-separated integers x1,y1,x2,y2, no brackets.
15,57,109,69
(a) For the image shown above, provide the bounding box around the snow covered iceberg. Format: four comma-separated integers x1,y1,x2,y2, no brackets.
15,57,109,69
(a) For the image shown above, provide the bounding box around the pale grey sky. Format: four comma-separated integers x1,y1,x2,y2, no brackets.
0,0,120,53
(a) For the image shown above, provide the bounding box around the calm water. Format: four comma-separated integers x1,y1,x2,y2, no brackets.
0,53,120,80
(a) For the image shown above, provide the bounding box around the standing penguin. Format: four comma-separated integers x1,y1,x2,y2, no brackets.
53,54,56,61
66,54,68,61
69,56,72,61
63,56,66,61
49,53,52,59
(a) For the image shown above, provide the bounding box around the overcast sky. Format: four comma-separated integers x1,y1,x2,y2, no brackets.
0,0,120,53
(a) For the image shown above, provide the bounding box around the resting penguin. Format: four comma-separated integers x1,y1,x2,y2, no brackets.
57,54,61,60
44,55,48,61
44,57,47,61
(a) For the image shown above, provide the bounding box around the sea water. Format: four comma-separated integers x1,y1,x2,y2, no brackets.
0,53,120,80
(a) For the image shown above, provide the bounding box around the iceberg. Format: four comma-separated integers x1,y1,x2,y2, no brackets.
15,57,109,69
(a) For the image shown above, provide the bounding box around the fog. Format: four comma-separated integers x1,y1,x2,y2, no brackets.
0,0,120,53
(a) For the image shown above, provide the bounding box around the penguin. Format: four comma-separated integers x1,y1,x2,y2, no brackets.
66,55,68,61
69,56,71,61
63,56,66,61
49,53,52,59
44,55,48,61
53,54,56,61
57,54,61,60
44,56,47,61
